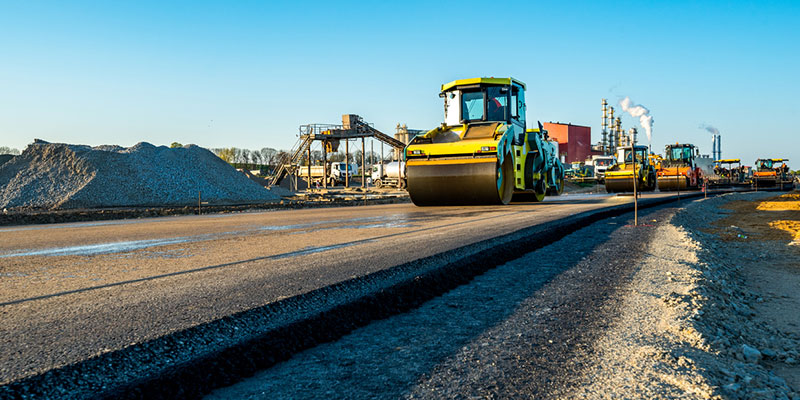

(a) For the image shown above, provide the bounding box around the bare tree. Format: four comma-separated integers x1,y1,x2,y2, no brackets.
211,148,235,163
366,151,379,165
275,150,291,168
251,150,263,166
0,146,20,155
232,148,243,164
242,149,253,166
354,150,364,167
328,152,345,162
260,148,277,167
311,150,323,164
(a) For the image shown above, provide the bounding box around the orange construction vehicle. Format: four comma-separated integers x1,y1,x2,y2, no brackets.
656,143,703,191
753,158,792,190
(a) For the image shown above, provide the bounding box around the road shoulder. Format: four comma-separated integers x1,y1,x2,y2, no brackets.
562,192,800,399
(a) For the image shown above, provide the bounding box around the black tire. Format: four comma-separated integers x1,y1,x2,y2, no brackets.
547,169,564,196
496,157,515,205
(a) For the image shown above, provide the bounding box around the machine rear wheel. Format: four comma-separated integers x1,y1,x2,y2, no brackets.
548,173,564,196
497,157,514,205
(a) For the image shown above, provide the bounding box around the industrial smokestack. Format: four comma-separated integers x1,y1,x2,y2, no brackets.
602,99,608,154
712,135,717,160
701,124,721,161
620,97,654,144
629,127,637,145
609,107,615,149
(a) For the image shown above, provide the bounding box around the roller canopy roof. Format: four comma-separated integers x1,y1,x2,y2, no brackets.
441,77,526,92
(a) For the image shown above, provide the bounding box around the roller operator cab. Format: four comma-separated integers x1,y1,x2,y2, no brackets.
656,143,702,191
405,77,564,206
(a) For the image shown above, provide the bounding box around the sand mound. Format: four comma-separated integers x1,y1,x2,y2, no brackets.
0,140,284,209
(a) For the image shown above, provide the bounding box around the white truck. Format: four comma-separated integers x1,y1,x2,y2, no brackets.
371,161,406,188
293,162,354,186
588,155,616,182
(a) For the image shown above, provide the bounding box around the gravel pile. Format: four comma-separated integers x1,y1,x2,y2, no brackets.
0,155,13,167
0,140,283,209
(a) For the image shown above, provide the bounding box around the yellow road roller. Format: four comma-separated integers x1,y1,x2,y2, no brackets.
604,145,657,193
405,77,564,206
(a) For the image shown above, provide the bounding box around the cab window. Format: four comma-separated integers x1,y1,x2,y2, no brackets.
486,86,507,121
461,91,484,121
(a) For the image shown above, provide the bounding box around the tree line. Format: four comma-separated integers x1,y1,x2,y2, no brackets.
208,147,398,173
0,147,21,155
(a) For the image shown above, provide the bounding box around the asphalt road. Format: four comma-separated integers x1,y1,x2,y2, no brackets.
0,192,679,385
207,205,679,400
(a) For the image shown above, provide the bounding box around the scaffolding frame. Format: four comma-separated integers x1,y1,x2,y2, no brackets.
269,114,407,188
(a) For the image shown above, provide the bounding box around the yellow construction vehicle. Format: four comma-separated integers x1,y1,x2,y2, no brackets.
604,145,657,193
656,143,702,191
405,77,564,205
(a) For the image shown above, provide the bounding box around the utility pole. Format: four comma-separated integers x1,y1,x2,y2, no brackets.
361,137,365,188
370,139,374,187
632,144,638,226
322,140,327,188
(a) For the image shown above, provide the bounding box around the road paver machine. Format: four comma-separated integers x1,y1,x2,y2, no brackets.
753,158,793,189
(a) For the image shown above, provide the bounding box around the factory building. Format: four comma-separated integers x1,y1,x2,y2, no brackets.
543,122,592,163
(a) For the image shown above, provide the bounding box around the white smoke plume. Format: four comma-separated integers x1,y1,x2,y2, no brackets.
700,124,719,135
620,97,654,143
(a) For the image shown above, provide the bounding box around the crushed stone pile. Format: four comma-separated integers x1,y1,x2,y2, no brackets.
0,155,14,167
0,140,284,209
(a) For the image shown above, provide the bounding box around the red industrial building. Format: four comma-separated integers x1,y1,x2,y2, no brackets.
543,122,592,163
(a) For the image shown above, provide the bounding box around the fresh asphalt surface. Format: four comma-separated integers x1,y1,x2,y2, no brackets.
0,192,683,385
207,205,680,400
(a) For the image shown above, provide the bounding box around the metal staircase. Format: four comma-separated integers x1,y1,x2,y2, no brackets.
268,134,313,186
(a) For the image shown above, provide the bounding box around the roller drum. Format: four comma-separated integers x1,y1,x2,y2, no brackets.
604,175,637,193
657,175,688,191
407,158,508,205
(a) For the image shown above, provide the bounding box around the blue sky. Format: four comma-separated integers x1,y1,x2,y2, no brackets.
1,1,798,165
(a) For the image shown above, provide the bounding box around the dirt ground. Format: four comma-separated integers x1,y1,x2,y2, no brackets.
711,192,800,391
712,192,800,242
